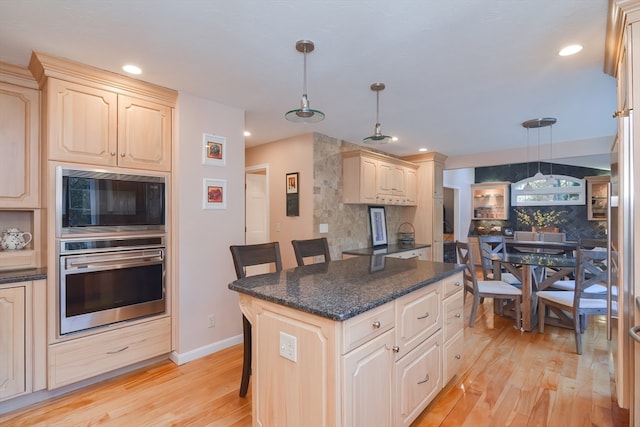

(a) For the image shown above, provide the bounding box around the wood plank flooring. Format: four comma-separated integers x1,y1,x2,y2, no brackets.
0,297,629,426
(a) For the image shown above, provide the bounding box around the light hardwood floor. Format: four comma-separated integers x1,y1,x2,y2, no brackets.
0,297,629,426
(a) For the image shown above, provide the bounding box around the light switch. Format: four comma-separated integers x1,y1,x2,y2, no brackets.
319,223,328,233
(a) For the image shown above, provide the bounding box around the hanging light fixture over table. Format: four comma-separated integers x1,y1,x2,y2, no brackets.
363,82,393,144
285,40,325,123
521,117,557,183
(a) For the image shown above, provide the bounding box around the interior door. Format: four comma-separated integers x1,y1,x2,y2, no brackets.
245,167,269,275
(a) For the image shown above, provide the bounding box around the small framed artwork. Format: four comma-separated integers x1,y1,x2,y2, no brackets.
286,172,299,194
368,206,388,247
203,178,227,209
202,133,226,167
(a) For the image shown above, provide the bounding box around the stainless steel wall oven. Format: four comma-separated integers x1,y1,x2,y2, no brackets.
58,235,166,335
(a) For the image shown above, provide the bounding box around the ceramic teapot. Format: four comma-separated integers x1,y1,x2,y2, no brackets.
1,227,33,250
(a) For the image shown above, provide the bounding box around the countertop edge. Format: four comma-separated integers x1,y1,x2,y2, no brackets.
0,268,47,285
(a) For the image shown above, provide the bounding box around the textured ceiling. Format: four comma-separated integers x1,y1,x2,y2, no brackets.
0,0,616,167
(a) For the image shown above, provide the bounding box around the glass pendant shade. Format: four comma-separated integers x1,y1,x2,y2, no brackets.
285,40,325,123
364,83,392,143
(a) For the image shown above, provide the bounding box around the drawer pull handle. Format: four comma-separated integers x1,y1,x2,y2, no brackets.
417,312,430,320
110,151,116,156
454,281,461,287
372,321,381,329
392,345,400,353
417,374,430,384
455,354,462,359
120,152,126,157
107,346,129,354
455,313,461,318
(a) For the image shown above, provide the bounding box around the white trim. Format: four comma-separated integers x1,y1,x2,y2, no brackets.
169,334,243,365
511,174,585,206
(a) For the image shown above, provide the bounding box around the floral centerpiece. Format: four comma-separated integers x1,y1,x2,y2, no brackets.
515,208,568,232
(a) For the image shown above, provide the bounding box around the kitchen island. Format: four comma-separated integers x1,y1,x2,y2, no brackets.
228,256,464,426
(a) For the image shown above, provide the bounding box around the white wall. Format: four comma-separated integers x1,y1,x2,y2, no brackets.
173,92,245,363
443,168,474,242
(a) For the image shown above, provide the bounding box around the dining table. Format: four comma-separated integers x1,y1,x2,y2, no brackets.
492,250,576,331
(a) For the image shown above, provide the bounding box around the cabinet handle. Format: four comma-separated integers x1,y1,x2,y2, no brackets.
417,312,430,320
110,151,116,156
417,374,430,384
455,354,462,359
392,345,400,353
455,313,461,318
454,281,461,287
372,321,381,329
106,345,129,354
120,152,126,157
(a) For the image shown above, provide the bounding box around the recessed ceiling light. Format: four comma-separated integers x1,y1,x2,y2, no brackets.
418,147,428,152
244,131,251,137
558,44,583,56
122,64,142,75
392,136,399,142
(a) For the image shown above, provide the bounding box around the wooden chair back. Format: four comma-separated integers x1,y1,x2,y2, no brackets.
574,248,609,303
455,241,478,294
230,242,283,279
477,235,507,280
291,238,331,266
514,231,537,241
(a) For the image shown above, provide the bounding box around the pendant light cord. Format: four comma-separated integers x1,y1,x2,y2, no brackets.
549,124,553,176
302,46,308,98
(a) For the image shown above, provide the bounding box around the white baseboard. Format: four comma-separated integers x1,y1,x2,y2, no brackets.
169,334,243,365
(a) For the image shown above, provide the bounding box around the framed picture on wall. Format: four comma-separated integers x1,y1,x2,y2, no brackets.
202,133,226,167
203,178,227,209
368,206,388,247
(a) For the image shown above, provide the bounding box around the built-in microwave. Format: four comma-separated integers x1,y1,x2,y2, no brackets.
56,167,166,237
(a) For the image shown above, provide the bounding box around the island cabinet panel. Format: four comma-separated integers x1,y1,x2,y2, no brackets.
342,329,395,427
239,269,464,427
394,284,441,359
394,331,442,427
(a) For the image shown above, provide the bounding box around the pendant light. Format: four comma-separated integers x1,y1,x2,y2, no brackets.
285,40,325,123
521,117,557,181
363,83,393,143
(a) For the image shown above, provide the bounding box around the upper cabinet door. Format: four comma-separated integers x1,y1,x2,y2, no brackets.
0,81,40,208
46,78,118,166
117,95,172,172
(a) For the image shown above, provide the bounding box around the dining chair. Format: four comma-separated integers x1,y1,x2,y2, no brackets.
550,238,607,291
455,241,522,329
291,237,331,266
477,235,522,286
537,247,609,354
229,242,283,397
513,231,539,253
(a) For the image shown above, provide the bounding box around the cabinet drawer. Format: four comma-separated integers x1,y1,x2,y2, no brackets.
394,330,442,427
342,302,394,354
443,330,464,385
443,291,464,341
442,272,463,299
48,317,171,389
395,283,441,358
0,249,36,271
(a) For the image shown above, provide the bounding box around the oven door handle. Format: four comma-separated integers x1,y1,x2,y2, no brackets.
67,251,164,269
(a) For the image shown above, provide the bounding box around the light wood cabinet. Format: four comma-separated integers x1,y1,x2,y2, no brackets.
29,51,176,172
586,175,610,221
0,279,46,402
402,152,447,262
342,150,418,206
0,286,26,401
385,247,429,261
471,182,510,220
0,63,40,208
240,271,463,426
48,316,171,389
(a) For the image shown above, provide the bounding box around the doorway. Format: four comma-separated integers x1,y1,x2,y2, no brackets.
245,164,270,275
443,186,458,263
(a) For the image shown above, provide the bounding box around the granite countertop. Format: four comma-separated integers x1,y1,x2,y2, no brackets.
341,242,431,257
0,268,47,285
228,256,464,321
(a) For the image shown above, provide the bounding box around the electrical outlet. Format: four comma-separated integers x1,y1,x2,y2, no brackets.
279,331,297,362
208,314,215,328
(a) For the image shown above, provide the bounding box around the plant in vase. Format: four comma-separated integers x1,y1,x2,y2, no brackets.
514,208,568,232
